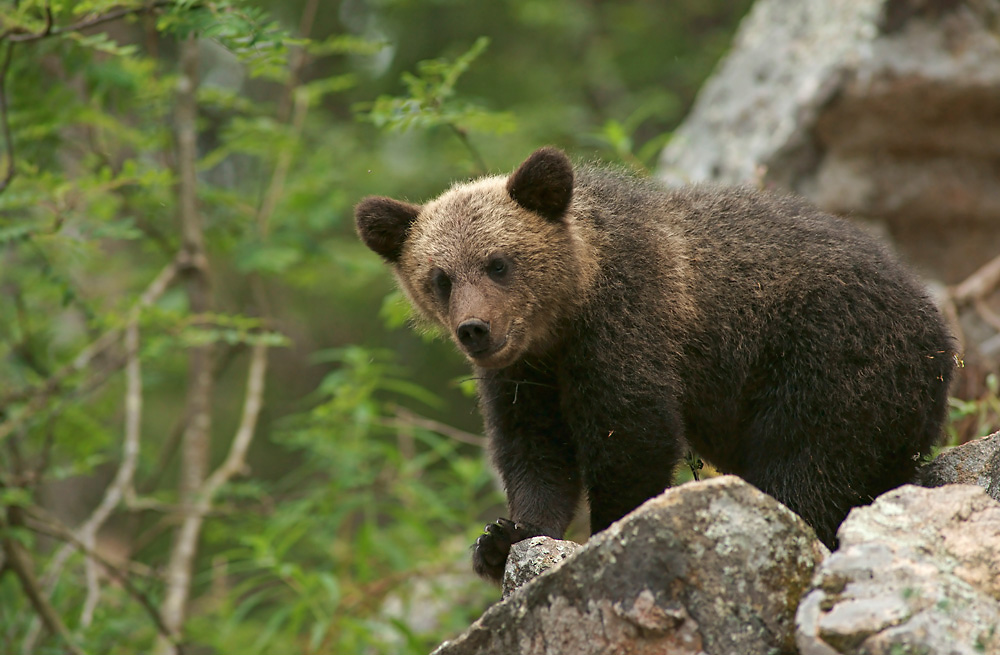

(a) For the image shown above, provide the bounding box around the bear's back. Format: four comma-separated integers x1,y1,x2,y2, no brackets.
570,170,953,485
572,170,934,351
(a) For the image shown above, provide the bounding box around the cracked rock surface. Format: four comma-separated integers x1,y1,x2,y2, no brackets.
501,537,581,600
796,484,1000,655
431,476,826,655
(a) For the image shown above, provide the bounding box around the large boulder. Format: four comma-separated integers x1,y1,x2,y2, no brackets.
659,0,1000,245
796,484,1000,655
432,476,826,655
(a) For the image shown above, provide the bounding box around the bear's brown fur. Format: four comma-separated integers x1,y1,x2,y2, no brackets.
355,147,955,583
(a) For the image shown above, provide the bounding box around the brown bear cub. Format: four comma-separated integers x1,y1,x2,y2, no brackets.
355,147,954,583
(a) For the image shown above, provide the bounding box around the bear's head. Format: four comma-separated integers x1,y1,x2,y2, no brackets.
355,147,594,369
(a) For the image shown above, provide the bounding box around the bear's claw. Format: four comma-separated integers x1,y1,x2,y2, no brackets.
471,518,543,583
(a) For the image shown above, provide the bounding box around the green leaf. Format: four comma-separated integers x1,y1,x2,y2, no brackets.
306,34,388,57
67,32,140,57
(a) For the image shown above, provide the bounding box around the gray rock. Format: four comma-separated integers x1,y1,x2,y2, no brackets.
502,536,581,599
919,430,1000,502
796,484,1000,655
432,476,826,655
658,0,1000,294
659,0,886,190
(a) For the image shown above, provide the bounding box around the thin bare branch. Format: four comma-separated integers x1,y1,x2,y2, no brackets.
974,296,1000,334
136,342,248,497
160,37,213,652
447,123,489,176
202,342,268,499
32,258,179,623
256,87,309,237
949,252,1000,352
1,510,85,655
79,316,143,626
23,514,182,651
6,1,175,43
384,404,488,448
275,0,318,123
158,343,268,655
256,0,316,237
953,252,1000,304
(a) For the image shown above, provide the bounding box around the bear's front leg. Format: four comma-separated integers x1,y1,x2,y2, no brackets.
472,366,580,583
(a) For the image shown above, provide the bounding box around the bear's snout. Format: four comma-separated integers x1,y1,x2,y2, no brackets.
457,319,491,355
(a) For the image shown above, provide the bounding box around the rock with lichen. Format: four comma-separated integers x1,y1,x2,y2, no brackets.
432,476,826,655
796,484,1000,655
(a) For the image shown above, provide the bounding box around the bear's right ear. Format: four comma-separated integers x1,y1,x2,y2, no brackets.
506,147,574,220
354,196,422,264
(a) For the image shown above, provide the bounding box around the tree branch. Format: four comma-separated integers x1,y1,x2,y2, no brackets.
257,0,316,237
256,86,309,238
382,404,487,448
948,252,1000,354
447,123,488,176
274,0,318,124
974,296,1000,334
5,1,174,43
0,508,85,655
160,36,213,652
79,316,143,627
200,343,268,501
953,253,1000,305
24,513,182,652
157,343,268,654
136,342,247,498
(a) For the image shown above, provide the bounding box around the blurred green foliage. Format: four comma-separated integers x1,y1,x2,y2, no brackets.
947,372,1000,446
0,0,762,653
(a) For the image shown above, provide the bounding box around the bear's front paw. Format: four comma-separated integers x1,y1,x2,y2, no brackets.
471,518,543,583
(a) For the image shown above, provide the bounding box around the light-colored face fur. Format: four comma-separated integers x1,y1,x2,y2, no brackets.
398,177,581,368
355,147,595,369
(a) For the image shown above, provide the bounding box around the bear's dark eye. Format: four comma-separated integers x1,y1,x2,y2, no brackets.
486,256,512,283
430,268,452,301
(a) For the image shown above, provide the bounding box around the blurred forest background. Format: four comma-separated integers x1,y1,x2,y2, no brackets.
0,1,996,654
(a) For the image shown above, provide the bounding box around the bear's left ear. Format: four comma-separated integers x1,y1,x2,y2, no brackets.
506,147,574,221
355,196,422,264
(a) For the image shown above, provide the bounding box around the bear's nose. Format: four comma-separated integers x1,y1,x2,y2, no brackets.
457,319,491,354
